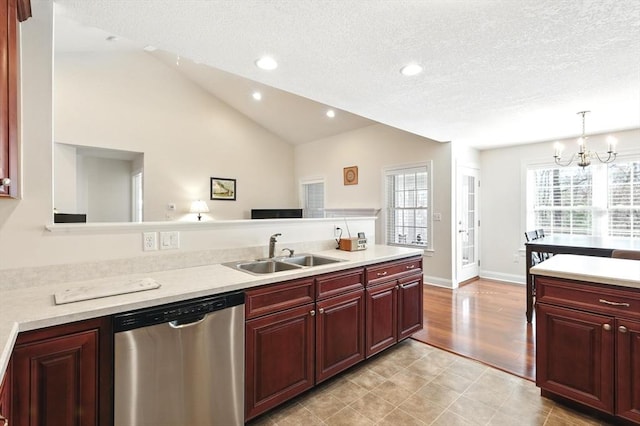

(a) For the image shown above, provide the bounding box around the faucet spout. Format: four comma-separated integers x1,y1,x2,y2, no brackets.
268,233,281,258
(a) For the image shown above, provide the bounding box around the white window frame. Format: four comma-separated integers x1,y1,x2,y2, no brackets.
382,161,433,250
300,178,325,218
525,153,640,239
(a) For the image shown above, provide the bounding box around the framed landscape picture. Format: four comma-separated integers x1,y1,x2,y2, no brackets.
210,177,236,200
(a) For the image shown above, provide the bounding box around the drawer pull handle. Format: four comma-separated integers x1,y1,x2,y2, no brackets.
319,308,325,314
310,310,316,316
619,326,628,333
603,324,612,331
599,299,630,307
406,265,416,270
377,271,388,277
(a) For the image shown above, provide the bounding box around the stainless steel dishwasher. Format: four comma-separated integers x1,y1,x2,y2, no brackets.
113,291,244,426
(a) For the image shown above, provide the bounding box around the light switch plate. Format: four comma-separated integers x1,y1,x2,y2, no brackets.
160,231,180,250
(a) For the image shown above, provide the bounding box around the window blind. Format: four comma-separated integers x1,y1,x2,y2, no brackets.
302,181,324,218
385,165,430,248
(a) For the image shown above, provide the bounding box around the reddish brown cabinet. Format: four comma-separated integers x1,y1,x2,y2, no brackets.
245,278,316,420
535,276,640,424
365,256,423,357
315,269,365,383
0,0,29,198
8,317,112,426
0,361,10,426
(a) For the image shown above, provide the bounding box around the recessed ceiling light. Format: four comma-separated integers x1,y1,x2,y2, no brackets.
400,63,423,76
255,56,278,70
143,45,157,52
326,109,335,118
252,91,262,101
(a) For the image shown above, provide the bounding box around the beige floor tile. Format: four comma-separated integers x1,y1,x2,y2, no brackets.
377,407,426,426
348,392,396,422
398,394,448,423
488,411,548,426
447,395,496,425
366,357,403,379
429,370,475,393
345,367,387,391
369,378,414,405
298,391,347,421
327,379,369,405
269,403,324,426
324,405,375,426
463,378,514,408
425,347,458,369
387,368,429,393
407,356,445,380
413,381,462,408
446,357,489,381
431,410,475,426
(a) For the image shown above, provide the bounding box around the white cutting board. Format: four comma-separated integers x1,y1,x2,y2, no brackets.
54,277,161,305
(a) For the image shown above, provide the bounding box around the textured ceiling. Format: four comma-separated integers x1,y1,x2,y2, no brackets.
53,0,640,149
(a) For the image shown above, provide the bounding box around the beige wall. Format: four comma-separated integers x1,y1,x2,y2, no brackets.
55,49,296,221
294,124,454,285
479,128,640,283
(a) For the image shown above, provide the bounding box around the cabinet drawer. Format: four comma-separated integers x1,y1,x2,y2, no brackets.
316,268,364,300
536,276,640,321
245,278,315,320
365,257,422,286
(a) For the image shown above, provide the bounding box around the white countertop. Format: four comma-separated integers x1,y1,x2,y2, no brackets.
0,245,422,382
530,254,640,289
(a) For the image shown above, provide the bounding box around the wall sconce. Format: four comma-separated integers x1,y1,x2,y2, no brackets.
190,200,209,221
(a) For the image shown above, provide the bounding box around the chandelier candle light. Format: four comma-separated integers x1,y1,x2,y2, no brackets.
553,111,617,168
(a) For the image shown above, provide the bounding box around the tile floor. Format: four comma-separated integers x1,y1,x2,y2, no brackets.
247,339,612,426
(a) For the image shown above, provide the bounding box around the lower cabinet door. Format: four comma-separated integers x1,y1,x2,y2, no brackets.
397,273,424,340
366,280,397,357
12,328,101,426
316,290,365,383
245,303,316,420
536,303,615,414
0,361,10,426
616,318,640,423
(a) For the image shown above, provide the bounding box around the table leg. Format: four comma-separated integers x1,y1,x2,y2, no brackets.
526,246,533,323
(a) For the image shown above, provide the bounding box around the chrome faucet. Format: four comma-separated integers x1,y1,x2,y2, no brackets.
268,233,281,258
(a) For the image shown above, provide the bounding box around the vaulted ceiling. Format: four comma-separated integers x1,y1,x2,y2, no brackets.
54,0,640,149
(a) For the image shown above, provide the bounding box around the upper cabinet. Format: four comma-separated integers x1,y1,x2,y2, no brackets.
0,0,30,198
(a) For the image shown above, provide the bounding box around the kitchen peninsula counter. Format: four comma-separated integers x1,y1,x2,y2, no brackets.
530,253,640,289
0,245,422,382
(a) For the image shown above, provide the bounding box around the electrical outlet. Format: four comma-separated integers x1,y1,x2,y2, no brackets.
143,232,158,251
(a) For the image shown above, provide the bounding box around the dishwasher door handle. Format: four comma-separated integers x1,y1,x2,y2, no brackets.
169,315,207,329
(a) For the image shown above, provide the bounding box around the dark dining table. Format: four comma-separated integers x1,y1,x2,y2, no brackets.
525,235,640,323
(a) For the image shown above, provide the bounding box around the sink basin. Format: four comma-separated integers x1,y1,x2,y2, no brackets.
235,260,303,274
223,253,345,275
280,254,344,267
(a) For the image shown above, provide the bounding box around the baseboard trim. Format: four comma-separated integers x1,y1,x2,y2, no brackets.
479,270,525,285
423,274,453,288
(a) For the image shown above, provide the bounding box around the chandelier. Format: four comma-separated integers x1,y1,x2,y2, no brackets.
553,111,617,168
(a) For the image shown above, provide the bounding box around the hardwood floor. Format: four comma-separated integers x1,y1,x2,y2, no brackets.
412,279,536,381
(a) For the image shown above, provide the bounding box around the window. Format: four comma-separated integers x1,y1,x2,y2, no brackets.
385,164,431,249
301,180,324,218
527,158,640,238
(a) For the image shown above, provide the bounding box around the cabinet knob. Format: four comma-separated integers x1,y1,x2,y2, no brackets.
603,324,612,331
0,177,10,187
377,271,388,277
406,265,415,270
395,285,399,290
319,308,324,314
310,310,315,316
619,325,628,333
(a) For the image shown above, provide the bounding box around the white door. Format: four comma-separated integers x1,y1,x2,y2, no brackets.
456,166,479,284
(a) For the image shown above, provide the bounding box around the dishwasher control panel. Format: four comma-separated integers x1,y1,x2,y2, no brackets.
114,291,244,332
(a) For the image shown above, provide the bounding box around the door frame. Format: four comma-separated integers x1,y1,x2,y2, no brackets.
455,165,480,286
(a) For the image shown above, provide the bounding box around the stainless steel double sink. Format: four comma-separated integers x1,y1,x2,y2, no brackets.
224,254,345,275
